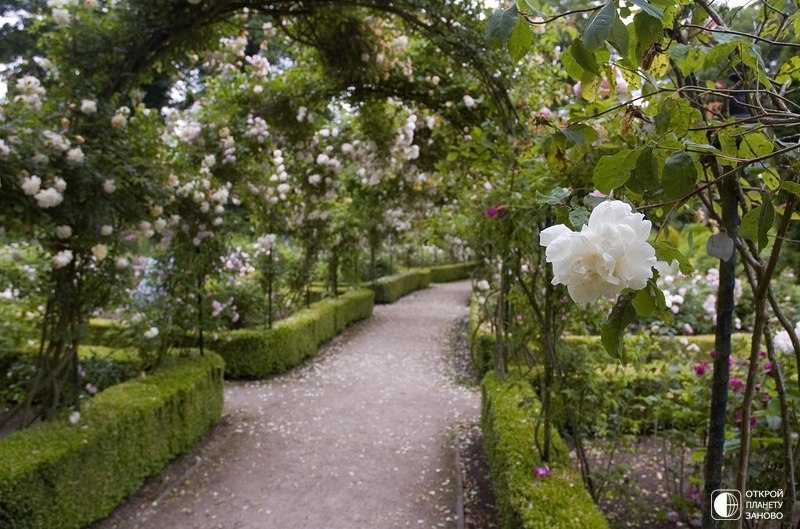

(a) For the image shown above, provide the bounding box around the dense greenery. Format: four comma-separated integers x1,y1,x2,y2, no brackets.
481,371,609,529
209,288,374,378
0,351,224,529
3,0,800,527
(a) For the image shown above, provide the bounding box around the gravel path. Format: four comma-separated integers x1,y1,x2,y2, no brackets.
93,280,480,529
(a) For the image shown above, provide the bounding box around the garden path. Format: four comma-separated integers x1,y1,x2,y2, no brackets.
92,280,479,529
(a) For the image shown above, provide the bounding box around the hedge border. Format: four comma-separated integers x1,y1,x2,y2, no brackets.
370,269,431,303
481,371,609,529
0,351,224,529
429,262,476,283
209,288,374,379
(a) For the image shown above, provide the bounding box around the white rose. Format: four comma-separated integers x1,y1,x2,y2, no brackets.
80,99,97,114
52,249,74,269
35,188,64,208
539,200,658,304
56,225,73,239
144,327,159,339
66,147,84,164
21,175,42,196
92,244,108,261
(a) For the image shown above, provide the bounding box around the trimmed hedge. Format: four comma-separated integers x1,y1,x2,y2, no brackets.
370,269,431,304
481,371,609,529
429,262,476,283
0,351,224,529
209,288,374,379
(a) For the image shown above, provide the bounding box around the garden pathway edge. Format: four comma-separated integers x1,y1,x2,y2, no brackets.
92,280,479,529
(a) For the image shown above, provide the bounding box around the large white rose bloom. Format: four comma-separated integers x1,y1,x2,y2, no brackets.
539,200,658,304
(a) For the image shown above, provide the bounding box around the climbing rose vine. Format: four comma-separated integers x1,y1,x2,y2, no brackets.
539,200,658,304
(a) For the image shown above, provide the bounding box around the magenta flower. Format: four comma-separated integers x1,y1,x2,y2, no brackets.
736,411,757,428
533,466,550,478
729,377,746,392
694,363,709,376
485,203,506,217
764,362,773,372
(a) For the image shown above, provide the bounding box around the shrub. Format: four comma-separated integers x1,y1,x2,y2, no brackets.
209,288,374,379
371,269,431,303
429,262,476,283
481,371,609,529
0,351,224,529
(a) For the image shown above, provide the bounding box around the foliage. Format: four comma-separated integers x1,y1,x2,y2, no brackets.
209,288,374,379
481,371,609,529
429,262,476,283
370,269,431,304
0,351,224,529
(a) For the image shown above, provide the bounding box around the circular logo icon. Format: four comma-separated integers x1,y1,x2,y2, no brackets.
712,490,741,520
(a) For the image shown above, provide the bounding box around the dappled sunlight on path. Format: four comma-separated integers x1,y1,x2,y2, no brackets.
93,281,478,529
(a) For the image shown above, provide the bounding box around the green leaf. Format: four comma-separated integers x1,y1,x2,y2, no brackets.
628,147,659,194
542,133,569,171
516,0,542,15
509,16,534,61
593,149,637,194
662,151,697,200
608,16,630,60
653,240,694,275
601,293,637,360
781,181,800,196
632,288,656,317
584,0,617,51
776,56,800,83
738,41,772,89
626,0,664,19
737,131,775,160
568,38,601,76
759,192,775,252
536,186,570,205
569,207,590,229
562,124,599,147
634,12,663,56
633,279,673,322
684,141,724,155
761,168,780,191
655,98,694,138
486,5,520,49
740,197,774,253
670,44,706,74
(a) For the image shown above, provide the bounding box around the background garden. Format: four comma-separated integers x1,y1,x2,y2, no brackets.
1,0,800,528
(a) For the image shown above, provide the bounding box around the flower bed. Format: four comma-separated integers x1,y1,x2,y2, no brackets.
481,371,609,529
209,288,374,379
0,351,224,529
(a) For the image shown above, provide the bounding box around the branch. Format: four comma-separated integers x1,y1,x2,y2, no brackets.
681,23,800,48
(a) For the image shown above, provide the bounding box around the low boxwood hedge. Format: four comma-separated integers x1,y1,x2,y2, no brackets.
429,262,475,283
481,371,609,529
0,351,224,529
209,288,374,379
371,269,431,304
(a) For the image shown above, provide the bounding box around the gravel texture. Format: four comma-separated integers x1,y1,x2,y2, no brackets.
92,280,486,529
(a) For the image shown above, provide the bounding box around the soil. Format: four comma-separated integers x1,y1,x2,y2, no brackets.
91,280,499,529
